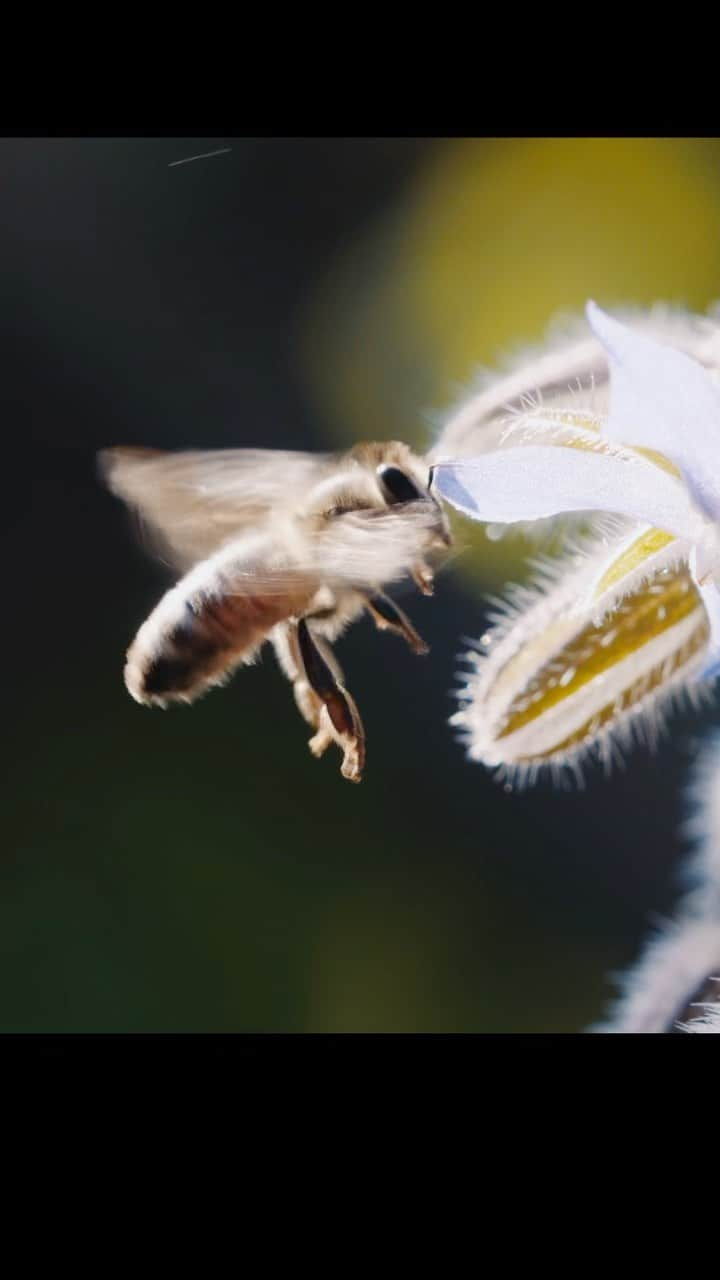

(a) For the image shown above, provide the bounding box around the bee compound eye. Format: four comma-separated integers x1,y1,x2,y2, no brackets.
377,465,425,505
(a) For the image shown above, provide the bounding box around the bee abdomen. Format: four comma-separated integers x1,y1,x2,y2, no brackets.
139,607,219,699
125,585,306,707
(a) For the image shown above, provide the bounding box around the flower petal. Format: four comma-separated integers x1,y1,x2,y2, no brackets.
431,445,706,539
586,301,720,519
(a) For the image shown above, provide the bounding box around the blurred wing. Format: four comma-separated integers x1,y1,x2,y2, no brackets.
427,305,720,463
99,445,335,571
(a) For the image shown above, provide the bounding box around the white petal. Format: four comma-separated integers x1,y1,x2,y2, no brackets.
431,446,706,538
586,301,720,519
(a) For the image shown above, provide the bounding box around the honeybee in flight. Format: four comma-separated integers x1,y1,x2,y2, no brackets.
100,441,453,783
100,305,720,782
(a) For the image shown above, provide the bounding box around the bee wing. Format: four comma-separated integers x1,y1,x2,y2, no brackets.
426,305,720,463
99,445,336,571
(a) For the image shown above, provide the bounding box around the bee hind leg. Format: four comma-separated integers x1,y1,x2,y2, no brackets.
365,592,429,656
271,620,366,783
296,618,366,784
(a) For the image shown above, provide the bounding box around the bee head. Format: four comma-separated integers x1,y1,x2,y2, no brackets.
376,464,426,505
377,463,452,550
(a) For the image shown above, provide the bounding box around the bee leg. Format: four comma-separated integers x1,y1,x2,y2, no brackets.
296,618,366,784
271,621,366,781
303,659,339,761
411,560,435,596
365,593,429,656
271,622,326,740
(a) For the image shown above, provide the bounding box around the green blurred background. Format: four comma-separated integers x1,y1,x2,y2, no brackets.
4,136,720,1032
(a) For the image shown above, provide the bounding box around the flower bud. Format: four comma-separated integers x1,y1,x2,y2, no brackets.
453,526,712,784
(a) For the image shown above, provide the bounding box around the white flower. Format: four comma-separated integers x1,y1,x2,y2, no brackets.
429,302,720,1030
432,301,720,680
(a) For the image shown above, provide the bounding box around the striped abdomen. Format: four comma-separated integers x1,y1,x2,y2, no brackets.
124,539,316,706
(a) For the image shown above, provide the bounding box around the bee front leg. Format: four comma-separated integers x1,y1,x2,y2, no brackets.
410,528,452,597
365,593,429,656
411,560,435,596
296,618,366,784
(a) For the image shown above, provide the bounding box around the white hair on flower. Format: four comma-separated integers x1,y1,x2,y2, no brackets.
426,301,720,462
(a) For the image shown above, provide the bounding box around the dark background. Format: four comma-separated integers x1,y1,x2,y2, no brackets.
2,136,717,1031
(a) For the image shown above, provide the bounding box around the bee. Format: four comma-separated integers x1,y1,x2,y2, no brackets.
99,441,453,783
99,304,720,782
